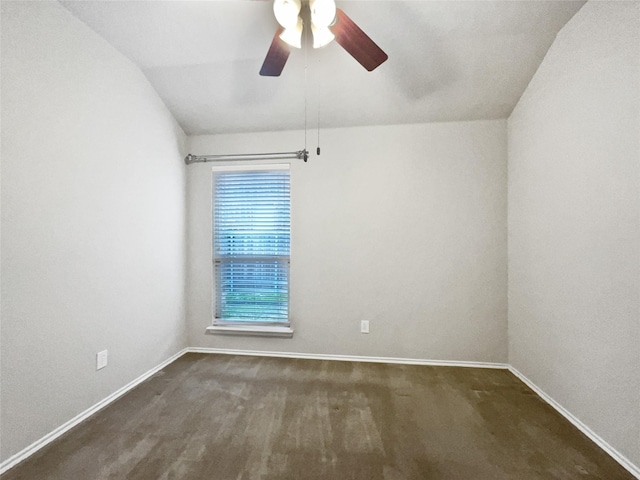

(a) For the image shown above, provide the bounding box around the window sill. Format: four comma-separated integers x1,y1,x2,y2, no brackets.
205,325,294,338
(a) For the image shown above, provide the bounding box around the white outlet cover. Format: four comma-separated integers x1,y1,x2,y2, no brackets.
361,320,370,334
96,350,108,370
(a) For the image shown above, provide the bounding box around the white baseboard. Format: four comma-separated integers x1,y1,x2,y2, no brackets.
187,347,509,369
0,348,189,475
508,366,640,479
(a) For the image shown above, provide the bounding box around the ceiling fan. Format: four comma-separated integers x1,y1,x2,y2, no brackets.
260,0,388,76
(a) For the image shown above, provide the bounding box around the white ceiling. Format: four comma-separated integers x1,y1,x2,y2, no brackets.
60,0,586,135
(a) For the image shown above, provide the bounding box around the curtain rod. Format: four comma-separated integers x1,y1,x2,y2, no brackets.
184,150,309,165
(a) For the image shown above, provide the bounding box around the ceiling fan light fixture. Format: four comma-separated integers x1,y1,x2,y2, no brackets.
309,0,336,28
311,24,335,49
279,18,303,49
273,0,301,29
262,0,387,75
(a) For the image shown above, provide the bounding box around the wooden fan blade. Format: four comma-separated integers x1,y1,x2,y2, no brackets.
260,28,290,76
330,9,388,72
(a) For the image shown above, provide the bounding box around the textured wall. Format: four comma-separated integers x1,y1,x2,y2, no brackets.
186,120,508,363
508,0,640,468
1,1,187,462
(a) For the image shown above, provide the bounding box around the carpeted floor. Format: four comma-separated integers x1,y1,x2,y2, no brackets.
1,353,634,479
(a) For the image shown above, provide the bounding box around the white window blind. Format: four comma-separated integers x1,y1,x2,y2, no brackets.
213,167,290,325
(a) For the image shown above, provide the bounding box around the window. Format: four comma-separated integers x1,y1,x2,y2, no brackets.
208,164,292,337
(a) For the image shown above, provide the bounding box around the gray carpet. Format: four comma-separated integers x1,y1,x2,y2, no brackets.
2,353,634,479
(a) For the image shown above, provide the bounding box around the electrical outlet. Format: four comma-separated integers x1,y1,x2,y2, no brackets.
96,350,108,370
360,320,370,334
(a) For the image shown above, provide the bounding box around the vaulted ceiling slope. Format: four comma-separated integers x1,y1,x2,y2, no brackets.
60,0,585,135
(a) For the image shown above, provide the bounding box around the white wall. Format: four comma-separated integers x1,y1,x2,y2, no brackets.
187,120,508,363
7,0,636,472
0,1,187,462
508,0,639,469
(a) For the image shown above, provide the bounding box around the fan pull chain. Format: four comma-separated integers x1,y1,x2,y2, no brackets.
303,23,308,162
317,54,321,156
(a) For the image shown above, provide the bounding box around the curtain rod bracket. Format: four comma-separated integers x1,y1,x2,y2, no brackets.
184,150,309,165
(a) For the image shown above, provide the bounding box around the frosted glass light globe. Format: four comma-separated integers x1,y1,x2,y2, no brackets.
279,18,303,49
309,0,336,28
273,0,302,29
